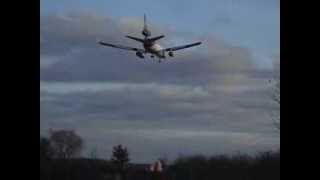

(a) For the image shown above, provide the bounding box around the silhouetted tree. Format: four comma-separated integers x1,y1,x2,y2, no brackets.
168,152,280,180
89,147,99,159
49,129,83,159
40,137,54,160
40,137,54,180
111,144,130,180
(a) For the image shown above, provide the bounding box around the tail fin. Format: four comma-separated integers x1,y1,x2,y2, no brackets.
142,14,151,37
144,14,147,30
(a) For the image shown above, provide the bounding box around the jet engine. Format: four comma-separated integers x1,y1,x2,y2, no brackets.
142,29,151,37
136,51,144,58
168,51,174,57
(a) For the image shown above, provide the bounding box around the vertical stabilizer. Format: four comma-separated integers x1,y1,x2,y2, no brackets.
142,14,151,37
144,14,147,30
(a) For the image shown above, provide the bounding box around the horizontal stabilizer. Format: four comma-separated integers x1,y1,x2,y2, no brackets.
98,41,145,52
149,35,165,42
125,35,144,43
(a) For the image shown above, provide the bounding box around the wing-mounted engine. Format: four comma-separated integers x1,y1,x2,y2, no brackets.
168,51,174,57
136,51,144,58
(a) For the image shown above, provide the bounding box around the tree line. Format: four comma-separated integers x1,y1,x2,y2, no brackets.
40,129,279,180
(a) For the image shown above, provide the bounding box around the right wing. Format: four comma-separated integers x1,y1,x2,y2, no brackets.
98,41,145,52
164,42,202,52
149,35,165,42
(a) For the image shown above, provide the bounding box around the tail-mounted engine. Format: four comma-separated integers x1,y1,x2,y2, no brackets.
142,29,151,37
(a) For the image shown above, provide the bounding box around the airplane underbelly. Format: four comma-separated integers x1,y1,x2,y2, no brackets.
150,44,163,52
144,43,165,58
150,44,165,58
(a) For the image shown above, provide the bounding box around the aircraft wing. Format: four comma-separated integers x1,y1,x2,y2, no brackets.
164,42,202,52
98,41,145,52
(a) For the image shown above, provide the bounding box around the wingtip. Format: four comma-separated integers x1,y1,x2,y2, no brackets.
97,41,105,45
96,38,102,44
194,42,202,46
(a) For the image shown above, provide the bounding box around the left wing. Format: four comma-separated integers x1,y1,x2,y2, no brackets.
164,42,202,52
98,41,145,52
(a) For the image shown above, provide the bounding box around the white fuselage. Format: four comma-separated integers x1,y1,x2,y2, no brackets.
144,41,165,58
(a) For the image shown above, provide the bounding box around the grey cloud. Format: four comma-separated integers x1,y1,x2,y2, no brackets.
41,81,276,134
40,13,255,85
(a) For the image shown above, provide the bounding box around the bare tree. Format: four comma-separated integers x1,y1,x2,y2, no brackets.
88,147,99,159
49,129,83,159
272,78,280,131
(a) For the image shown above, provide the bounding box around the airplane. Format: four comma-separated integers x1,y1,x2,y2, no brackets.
98,14,202,63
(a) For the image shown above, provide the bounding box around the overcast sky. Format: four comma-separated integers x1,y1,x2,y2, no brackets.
40,0,280,163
